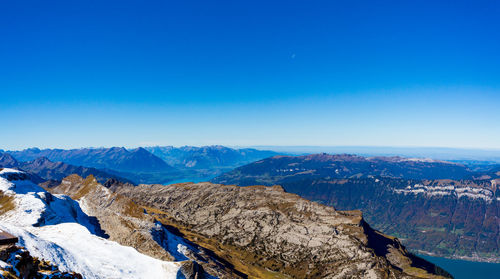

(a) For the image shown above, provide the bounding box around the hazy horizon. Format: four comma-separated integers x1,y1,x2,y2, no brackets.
5,144,500,151
4,144,500,162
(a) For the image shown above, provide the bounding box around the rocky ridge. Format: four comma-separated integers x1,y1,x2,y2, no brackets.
0,168,182,279
113,181,451,279
48,175,241,278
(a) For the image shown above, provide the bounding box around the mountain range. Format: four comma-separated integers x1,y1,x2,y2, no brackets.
0,168,452,278
0,152,128,184
7,147,173,173
4,146,280,184
3,145,499,271
213,153,500,262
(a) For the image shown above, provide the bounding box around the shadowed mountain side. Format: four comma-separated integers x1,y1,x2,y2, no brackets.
0,152,131,184
0,153,19,168
7,147,175,173
213,154,475,183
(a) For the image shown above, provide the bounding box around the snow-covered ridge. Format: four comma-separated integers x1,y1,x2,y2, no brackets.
0,168,22,174
0,168,181,279
393,182,496,203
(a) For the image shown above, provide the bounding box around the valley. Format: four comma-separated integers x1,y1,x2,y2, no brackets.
4,146,280,185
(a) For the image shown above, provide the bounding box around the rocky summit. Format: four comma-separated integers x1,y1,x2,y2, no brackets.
112,181,451,278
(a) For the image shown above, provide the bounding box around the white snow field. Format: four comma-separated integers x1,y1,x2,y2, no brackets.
0,168,181,279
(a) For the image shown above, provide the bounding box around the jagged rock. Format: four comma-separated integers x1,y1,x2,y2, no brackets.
0,244,82,279
102,178,135,192
178,260,205,279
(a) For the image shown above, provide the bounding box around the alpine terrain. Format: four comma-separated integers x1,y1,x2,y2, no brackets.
213,154,500,262
0,167,451,278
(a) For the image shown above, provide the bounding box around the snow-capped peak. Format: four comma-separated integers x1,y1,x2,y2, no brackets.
0,170,181,279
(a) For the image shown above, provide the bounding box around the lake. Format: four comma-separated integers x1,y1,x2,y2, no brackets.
419,255,500,279
165,176,216,185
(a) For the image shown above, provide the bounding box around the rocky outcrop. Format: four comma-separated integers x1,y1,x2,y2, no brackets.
48,175,238,278
0,244,82,279
115,181,451,279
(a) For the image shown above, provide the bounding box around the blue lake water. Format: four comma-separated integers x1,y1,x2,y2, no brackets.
419,255,500,279
165,176,216,185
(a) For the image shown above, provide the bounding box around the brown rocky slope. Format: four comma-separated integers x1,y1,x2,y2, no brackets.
48,175,239,278
115,181,452,279
49,174,452,279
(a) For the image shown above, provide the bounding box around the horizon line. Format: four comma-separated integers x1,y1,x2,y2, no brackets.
3,144,500,152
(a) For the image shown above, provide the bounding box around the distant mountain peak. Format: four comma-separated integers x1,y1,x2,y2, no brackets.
145,145,280,171
31,156,51,164
109,146,127,151
133,147,149,154
0,153,19,168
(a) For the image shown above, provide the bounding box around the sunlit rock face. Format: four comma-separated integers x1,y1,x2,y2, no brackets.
115,180,452,279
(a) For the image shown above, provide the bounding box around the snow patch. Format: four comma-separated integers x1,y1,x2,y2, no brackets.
393,183,495,203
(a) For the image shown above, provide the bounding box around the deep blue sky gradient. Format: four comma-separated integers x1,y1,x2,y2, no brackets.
1,0,499,149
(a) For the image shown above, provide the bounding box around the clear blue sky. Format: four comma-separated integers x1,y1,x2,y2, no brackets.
1,0,499,150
